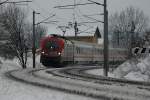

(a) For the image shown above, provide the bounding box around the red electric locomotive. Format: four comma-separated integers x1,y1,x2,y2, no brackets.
40,34,65,66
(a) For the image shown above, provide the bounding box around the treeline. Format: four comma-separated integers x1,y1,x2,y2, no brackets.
0,4,47,68
109,6,150,58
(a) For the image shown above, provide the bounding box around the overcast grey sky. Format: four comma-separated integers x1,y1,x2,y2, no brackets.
25,0,150,36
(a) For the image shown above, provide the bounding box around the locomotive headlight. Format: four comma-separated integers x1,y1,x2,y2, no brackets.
41,51,45,54
58,52,61,55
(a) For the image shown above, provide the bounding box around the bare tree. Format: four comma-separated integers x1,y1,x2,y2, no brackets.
2,4,28,68
109,6,149,49
0,4,16,59
143,30,150,46
0,0,9,5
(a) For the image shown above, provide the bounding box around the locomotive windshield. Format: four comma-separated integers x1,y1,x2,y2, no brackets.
45,41,59,51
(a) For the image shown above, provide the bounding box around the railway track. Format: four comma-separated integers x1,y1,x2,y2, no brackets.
5,65,150,100
52,66,150,88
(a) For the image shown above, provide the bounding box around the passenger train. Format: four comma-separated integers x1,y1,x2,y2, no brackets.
40,34,128,66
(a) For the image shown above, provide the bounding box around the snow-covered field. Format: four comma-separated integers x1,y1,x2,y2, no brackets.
1,55,150,100
0,57,93,100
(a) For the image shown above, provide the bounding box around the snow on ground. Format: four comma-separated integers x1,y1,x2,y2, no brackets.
85,66,115,77
0,56,94,100
1,54,150,100
114,55,150,82
87,55,150,82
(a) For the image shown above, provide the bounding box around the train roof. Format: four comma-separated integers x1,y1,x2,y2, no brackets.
73,40,102,46
64,39,102,48
42,34,127,50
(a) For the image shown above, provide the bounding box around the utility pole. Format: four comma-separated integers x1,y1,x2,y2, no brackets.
103,0,109,76
117,30,120,46
87,0,109,76
33,11,35,68
32,11,40,68
74,21,78,37
129,21,135,58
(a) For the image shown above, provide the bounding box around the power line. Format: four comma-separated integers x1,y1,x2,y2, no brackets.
74,8,84,23
5,0,32,4
78,21,100,24
54,0,103,37
78,26,94,34
87,0,104,6
35,14,56,25
54,2,95,8
84,13,104,16
39,21,58,24
74,7,98,34
31,0,56,21
0,0,9,5
25,0,58,27
82,14,104,23
76,7,104,23
0,0,32,5
57,7,74,9
74,1,104,23
33,1,52,14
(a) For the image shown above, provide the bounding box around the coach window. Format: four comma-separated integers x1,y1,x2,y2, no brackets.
76,47,79,54
88,48,90,54
86,48,89,54
97,49,99,53
78,47,80,54
93,48,95,54
85,48,86,54
90,48,92,54
97,48,99,54
110,50,113,56
95,48,97,54
118,50,121,55
100,49,102,54
80,47,82,54
120,50,122,54
96,48,98,54
97,49,99,54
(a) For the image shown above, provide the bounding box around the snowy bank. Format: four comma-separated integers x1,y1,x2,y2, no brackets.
113,55,150,82
0,55,43,69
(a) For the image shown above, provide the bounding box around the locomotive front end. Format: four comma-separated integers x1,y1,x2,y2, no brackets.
40,35,64,66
